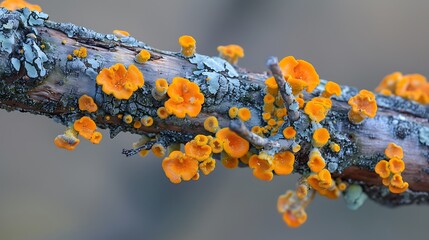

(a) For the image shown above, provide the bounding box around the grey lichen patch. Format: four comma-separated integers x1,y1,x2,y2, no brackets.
1,9,50,79
419,127,429,147
22,38,48,78
44,21,149,50
377,94,428,119
19,8,49,27
343,184,368,210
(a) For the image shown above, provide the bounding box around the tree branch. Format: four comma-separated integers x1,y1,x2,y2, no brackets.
1,9,428,207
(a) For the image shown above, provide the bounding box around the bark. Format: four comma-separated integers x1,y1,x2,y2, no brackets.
1,9,428,207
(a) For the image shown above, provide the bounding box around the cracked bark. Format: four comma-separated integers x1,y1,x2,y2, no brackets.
0,9,428,207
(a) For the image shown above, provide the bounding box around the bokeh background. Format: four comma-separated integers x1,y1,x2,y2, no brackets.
1,0,429,239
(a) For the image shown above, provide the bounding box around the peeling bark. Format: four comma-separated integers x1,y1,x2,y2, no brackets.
0,9,428,206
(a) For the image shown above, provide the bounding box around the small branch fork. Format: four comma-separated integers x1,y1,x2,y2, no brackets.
266,56,300,122
122,141,156,157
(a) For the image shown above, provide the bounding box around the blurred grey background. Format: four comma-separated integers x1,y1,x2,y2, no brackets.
1,0,429,239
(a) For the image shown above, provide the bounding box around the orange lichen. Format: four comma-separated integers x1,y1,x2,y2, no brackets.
338,182,347,191
67,54,72,61
78,95,98,113
292,143,301,153
249,154,274,181
96,63,144,100
165,77,204,118
228,106,238,118
73,116,97,140
54,129,80,151
282,126,296,139
194,135,209,146
192,172,200,181
304,97,332,122
389,174,409,194
73,47,87,58
238,108,251,121
113,29,130,38
279,56,320,93
262,112,271,121
376,72,429,104
312,128,330,147
375,71,402,93
307,170,339,199
374,160,390,178
152,78,169,100
273,151,295,175
264,94,275,104
204,116,219,133
267,119,277,126
162,151,199,184
209,138,223,153
277,191,309,228
264,77,279,95
133,121,142,129
178,35,196,57
1,0,41,12
157,107,170,119
135,49,151,63
221,154,239,169
375,143,409,193
199,157,216,175
123,114,133,124
296,185,308,200
276,108,287,119
239,152,252,165
307,149,326,173
184,140,212,161
382,177,390,186
141,116,154,127
217,44,244,65
282,209,307,228
152,143,166,158
89,131,102,144
329,143,341,153
396,74,429,104
389,157,405,174
385,142,404,159
321,81,342,98
263,103,274,113
216,128,249,158
347,90,377,124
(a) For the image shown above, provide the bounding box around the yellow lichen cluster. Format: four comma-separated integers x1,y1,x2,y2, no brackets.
376,72,429,104
73,47,87,58
249,151,295,181
54,116,103,150
73,116,103,144
375,143,408,194
307,169,340,199
162,134,219,183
